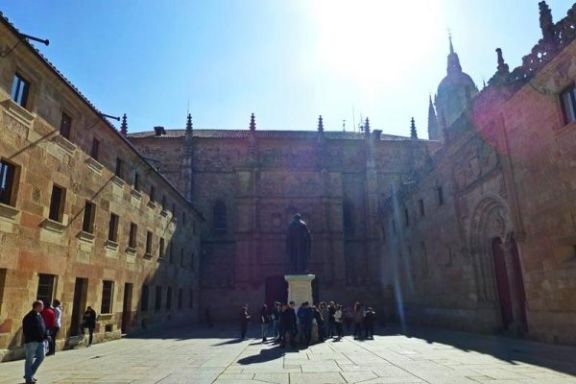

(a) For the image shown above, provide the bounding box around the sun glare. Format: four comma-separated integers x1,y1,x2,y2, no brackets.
311,0,444,92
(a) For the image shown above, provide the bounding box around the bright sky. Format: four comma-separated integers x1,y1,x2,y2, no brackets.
1,1,572,138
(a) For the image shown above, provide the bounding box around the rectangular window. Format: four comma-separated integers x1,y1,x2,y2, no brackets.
101,280,114,314
60,112,72,139
419,199,425,217
49,185,66,222
189,289,194,309
155,286,162,311
37,274,56,306
437,186,444,206
159,237,165,259
129,223,137,248
0,269,6,314
134,172,140,191
115,158,124,179
149,186,156,203
82,201,96,233
145,231,153,256
140,284,149,311
178,288,183,310
561,86,576,124
166,287,172,310
108,213,119,242
0,159,18,206
91,138,100,160
11,73,30,108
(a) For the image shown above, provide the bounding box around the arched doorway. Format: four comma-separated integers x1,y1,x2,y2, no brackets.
470,196,528,334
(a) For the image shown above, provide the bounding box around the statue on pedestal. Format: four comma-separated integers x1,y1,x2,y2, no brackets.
286,213,311,274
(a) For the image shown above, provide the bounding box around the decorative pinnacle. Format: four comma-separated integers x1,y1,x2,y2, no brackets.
249,113,256,131
364,117,370,135
410,117,418,139
318,115,324,132
186,113,193,133
120,113,128,135
495,48,509,74
539,1,555,42
448,30,454,54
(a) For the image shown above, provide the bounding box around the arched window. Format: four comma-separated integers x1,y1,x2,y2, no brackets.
213,200,227,234
343,200,354,236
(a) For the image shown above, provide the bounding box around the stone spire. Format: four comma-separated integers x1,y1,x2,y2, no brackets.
539,1,555,43
496,48,509,74
186,113,193,134
317,115,324,133
249,113,256,132
410,117,418,140
120,113,128,136
447,32,462,75
427,95,440,140
488,48,511,87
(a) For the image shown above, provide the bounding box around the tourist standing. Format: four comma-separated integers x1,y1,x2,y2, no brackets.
49,299,62,355
353,302,365,340
313,305,325,342
22,300,47,384
82,306,97,346
280,302,297,348
239,305,250,340
40,303,56,355
364,307,376,340
334,304,344,340
327,301,336,337
260,304,271,342
271,302,281,340
297,301,313,347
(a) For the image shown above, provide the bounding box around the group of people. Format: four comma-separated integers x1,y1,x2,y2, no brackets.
21,299,98,384
240,300,377,348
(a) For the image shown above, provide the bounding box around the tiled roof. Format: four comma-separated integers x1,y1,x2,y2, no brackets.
129,129,412,141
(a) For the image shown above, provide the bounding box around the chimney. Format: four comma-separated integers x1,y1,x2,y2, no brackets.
154,126,166,136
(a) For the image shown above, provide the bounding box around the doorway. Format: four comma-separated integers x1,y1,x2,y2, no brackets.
70,278,88,336
264,276,288,307
492,237,513,330
121,283,133,333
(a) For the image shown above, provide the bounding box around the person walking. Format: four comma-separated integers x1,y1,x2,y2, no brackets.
260,304,271,342
364,307,376,340
353,302,365,340
22,300,47,384
48,299,62,355
82,306,97,346
334,304,344,340
239,305,250,340
297,301,313,347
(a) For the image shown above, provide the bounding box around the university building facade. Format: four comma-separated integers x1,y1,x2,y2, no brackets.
1,0,576,361
0,15,203,360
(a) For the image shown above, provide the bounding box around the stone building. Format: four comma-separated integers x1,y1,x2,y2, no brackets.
0,15,203,360
380,2,576,345
129,117,433,320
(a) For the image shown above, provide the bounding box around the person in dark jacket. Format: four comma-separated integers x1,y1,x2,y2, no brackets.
280,302,297,348
297,302,314,347
82,306,97,346
260,304,271,342
364,307,376,339
239,305,250,340
271,301,281,340
22,300,47,384
313,305,325,342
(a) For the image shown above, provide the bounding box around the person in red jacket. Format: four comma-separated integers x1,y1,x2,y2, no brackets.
40,304,56,355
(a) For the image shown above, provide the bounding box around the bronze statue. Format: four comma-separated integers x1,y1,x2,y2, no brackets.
286,213,311,274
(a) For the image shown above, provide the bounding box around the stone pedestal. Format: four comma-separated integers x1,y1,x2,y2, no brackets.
284,274,315,307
